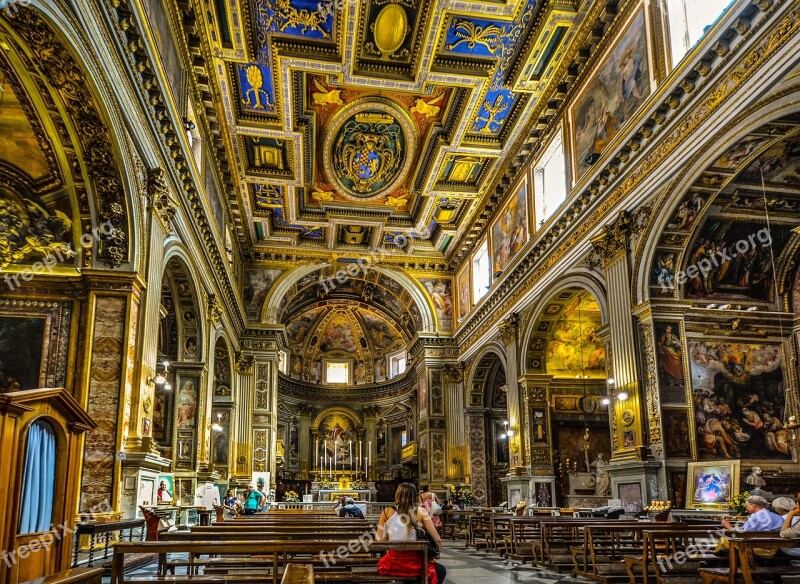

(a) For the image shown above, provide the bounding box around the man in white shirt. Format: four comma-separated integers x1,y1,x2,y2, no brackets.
722,495,783,531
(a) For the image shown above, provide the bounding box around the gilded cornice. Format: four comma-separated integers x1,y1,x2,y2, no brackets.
278,371,416,403
498,312,520,344
453,0,793,354
103,0,245,332
146,168,177,229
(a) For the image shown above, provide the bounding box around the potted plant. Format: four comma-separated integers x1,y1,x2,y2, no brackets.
284,490,300,503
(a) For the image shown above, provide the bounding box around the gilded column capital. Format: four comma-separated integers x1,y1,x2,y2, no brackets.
590,210,632,267
146,168,177,228
207,292,223,326
443,363,464,383
235,351,255,374
498,312,520,345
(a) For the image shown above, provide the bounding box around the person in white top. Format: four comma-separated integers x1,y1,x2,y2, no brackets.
376,482,445,584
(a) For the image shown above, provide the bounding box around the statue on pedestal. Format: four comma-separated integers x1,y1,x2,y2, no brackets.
590,453,611,496
744,466,766,492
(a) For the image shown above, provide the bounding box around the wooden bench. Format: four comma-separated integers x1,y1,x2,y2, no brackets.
21,568,104,584
635,527,726,584
280,564,314,584
534,517,623,571
699,534,800,584
110,539,429,584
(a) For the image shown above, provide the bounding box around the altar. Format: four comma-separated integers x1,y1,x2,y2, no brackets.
316,489,371,502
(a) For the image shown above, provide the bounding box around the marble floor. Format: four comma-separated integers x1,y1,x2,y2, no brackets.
438,541,594,584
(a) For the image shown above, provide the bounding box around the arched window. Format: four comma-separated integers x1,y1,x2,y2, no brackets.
18,419,57,534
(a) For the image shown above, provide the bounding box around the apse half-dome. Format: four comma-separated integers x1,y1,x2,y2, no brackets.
284,305,407,385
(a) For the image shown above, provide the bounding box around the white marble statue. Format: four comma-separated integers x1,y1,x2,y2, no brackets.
590,453,611,496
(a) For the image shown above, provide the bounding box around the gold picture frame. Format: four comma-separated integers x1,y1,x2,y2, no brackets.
685,460,740,510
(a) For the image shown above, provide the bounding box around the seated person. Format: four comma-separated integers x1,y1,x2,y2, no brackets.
773,497,800,557
335,496,364,519
717,495,783,556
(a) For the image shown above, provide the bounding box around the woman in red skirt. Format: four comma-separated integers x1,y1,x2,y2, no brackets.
376,482,445,584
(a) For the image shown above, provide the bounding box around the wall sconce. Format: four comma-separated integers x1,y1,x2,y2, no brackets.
147,360,170,387
616,390,629,401
502,420,515,439
211,413,223,432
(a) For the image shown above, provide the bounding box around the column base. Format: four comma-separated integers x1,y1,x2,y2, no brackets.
119,452,172,519
501,474,531,508
607,459,662,513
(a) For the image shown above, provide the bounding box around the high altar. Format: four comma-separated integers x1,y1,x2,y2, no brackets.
312,477,374,501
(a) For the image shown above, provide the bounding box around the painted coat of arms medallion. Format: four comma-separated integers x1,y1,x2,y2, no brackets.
323,97,416,200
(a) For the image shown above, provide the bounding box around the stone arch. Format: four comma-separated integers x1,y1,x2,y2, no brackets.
162,242,206,363
638,99,800,306
0,5,136,270
522,281,608,380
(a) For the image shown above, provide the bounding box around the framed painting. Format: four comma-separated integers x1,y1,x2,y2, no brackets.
0,315,46,390
663,408,692,458
570,6,652,179
654,321,687,404
456,261,471,320
686,460,740,510
490,178,529,276
156,474,174,504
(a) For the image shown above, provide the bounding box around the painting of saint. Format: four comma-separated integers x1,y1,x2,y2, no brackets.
691,466,732,506
663,409,692,458
184,336,197,358
319,313,358,353
738,134,800,184
420,278,453,331
456,264,470,319
0,316,45,390
243,268,283,322
491,182,529,274
545,293,605,377
714,137,773,170
213,432,228,465
655,322,686,403
374,359,386,383
666,193,705,230
290,354,303,378
651,254,675,288
176,379,197,428
572,8,650,177
362,311,401,350
689,341,788,460
684,221,792,301
286,307,325,347
418,370,428,417
319,413,356,466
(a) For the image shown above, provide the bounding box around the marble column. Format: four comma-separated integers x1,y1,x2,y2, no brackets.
465,407,488,506
444,363,466,482
297,404,312,479
498,313,526,472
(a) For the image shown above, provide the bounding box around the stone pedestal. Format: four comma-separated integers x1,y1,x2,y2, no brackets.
119,451,171,519
607,460,662,513
501,474,531,508
528,475,556,507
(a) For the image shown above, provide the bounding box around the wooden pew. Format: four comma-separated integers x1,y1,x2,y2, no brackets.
535,517,618,571
110,539,429,584
636,527,726,584
506,516,551,563
699,534,800,584
489,515,512,556
20,568,103,584
280,564,314,584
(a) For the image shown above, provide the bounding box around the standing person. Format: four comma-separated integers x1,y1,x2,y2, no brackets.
222,489,239,518
241,483,264,515
419,484,442,529
376,482,445,584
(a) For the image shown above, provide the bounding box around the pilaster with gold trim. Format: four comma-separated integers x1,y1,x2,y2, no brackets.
498,313,526,472
444,363,467,482
590,212,647,462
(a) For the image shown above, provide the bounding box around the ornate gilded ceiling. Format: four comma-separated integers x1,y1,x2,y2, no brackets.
192,0,588,265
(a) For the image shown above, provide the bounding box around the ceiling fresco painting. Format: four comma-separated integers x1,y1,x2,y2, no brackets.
194,0,587,263
649,122,800,304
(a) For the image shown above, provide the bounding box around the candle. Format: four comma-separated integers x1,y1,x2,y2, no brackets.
334,442,337,471
349,440,353,472
324,440,327,466
315,440,319,467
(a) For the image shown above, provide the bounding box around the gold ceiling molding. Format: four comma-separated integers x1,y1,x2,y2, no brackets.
455,1,799,354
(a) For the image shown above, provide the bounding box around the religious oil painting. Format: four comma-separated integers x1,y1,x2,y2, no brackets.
571,8,651,177
456,262,470,320
242,267,284,321
419,278,453,331
319,412,357,467
285,306,326,347
491,180,529,275
684,220,792,301
176,376,199,429
663,408,692,458
737,134,800,185
654,321,686,404
688,341,789,460
0,316,45,391
686,460,740,510
545,293,605,377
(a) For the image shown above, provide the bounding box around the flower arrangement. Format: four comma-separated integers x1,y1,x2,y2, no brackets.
728,491,750,515
448,484,473,507
318,478,336,490
350,479,366,490
284,490,300,503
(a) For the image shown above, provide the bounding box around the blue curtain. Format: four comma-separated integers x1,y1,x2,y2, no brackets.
18,420,57,534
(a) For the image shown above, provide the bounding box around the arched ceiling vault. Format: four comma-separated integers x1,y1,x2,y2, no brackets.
646,114,800,308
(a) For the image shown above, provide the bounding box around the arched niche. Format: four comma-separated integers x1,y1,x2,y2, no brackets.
0,6,134,271
525,287,607,381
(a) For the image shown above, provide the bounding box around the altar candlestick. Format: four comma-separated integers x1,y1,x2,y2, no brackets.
324,441,327,466
349,441,353,472
315,441,319,468
334,443,337,471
